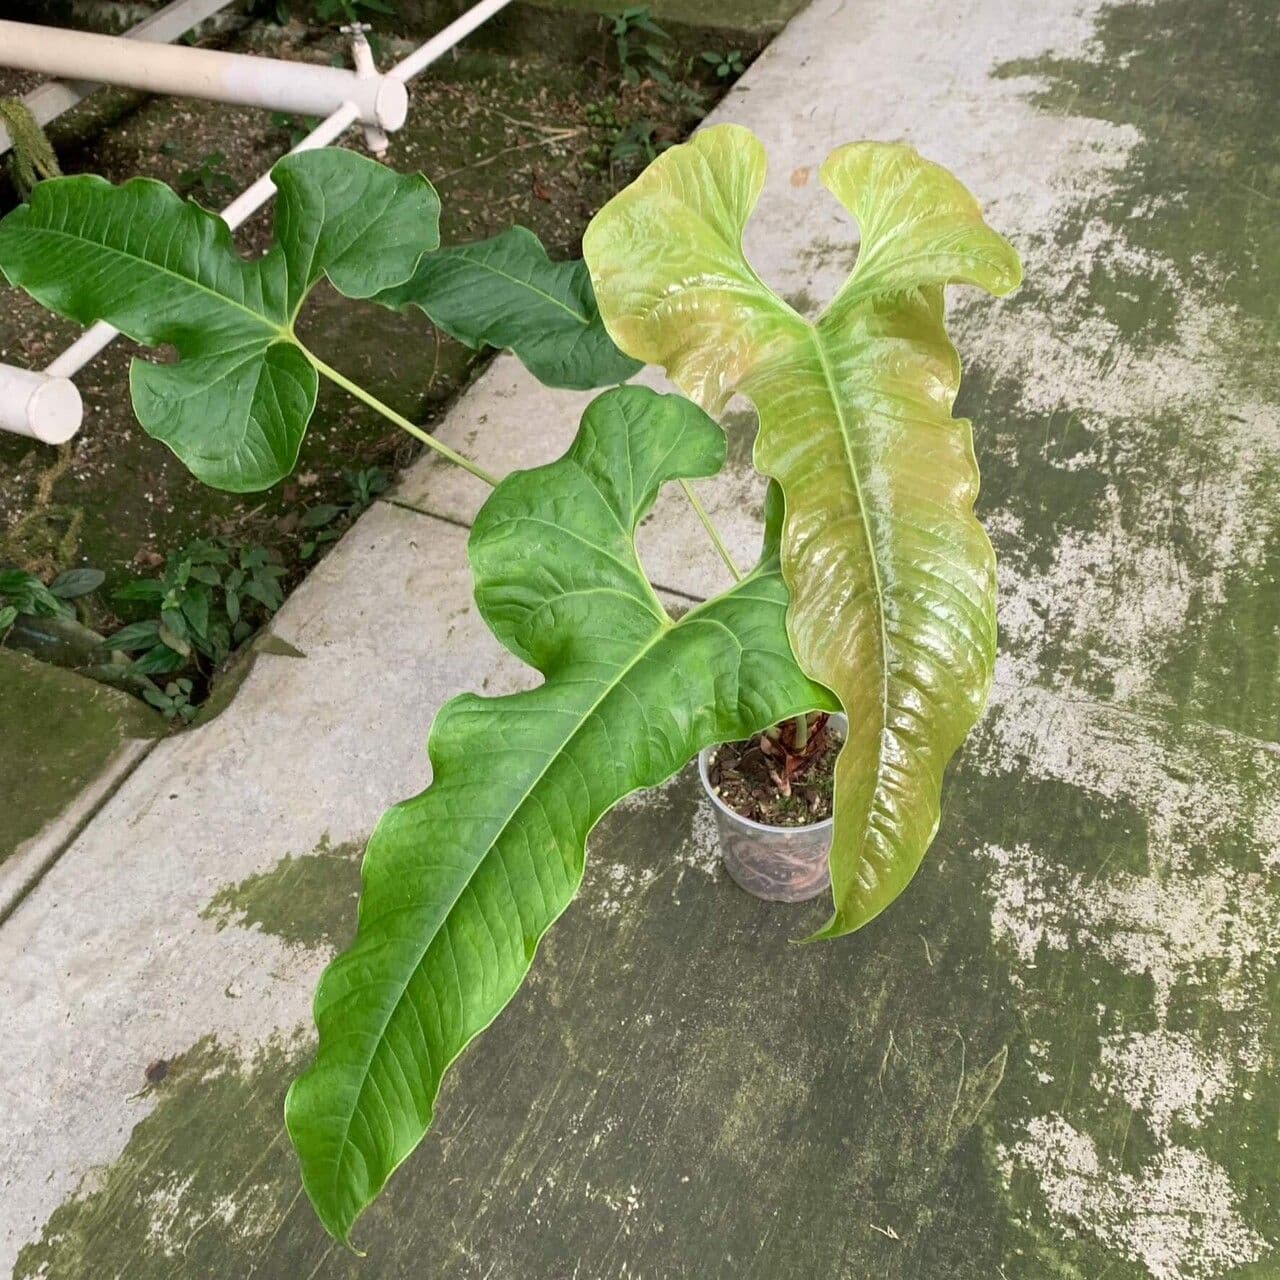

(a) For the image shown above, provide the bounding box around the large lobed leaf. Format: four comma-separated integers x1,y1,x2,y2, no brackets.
374,224,641,389
583,124,1022,938
0,149,440,491
285,385,835,1243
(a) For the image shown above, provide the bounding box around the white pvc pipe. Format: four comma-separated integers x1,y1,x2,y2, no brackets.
0,364,82,444
390,0,514,83
16,0,518,439
0,20,408,129
0,0,238,157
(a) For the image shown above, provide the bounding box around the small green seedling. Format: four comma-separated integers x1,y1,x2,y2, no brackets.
0,565,102,637
142,677,198,724
299,467,390,559
609,5,671,86
314,0,397,24
609,119,666,169
701,48,746,79
176,150,236,202
110,539,285,675
270,111,321,147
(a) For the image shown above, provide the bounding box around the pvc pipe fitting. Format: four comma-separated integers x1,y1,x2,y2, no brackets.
344,23,390,156
0,364,82,444
0,20,407,130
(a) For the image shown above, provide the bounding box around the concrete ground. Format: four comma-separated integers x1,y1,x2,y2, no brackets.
2,0,1277,1276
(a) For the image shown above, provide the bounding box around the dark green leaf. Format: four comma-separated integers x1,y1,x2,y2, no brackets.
0,151,440,491
106,620,161,651
0,569,71,617
132,643,185,675
185,539,230,566
158,623,191,657
300,503,342,530
373,226,641,391
243,579,282,611
160,608,188,639
50,567,105,598
181,589,210,639
114,580,165,603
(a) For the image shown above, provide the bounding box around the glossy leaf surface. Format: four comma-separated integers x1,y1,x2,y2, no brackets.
583,124,1022,938
375,225,641,389
285,385,834,1242
0,149,438,490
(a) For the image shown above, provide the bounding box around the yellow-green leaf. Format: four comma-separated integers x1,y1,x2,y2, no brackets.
583,124,1022,938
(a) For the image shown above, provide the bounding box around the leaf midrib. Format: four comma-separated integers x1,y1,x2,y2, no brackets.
17,221,288,340
807,327,891,850
326,563,772,1211
447,253,590,325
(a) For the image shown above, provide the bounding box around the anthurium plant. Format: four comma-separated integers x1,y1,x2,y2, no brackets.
0,125,1020,1244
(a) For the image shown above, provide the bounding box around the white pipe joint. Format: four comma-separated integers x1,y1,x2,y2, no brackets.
0,364,82,444
343,23,390,156
0,20,407,131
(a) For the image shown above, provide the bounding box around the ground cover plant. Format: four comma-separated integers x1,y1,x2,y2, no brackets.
0,127,1020,1244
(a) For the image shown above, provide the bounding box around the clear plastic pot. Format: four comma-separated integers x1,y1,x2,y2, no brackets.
697,713,845,903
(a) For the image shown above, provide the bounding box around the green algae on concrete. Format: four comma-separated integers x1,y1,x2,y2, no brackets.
13,771,1024,1279
994,0,1278,359
941,0,1280,1272
14,726,1276,1277
0,648,156,864
11,1034,313,1280
201,835,363,954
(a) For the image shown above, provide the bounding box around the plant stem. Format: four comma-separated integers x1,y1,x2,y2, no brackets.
306,351,499,488
679,479,740,582
793,712,809,750
309,350,746,588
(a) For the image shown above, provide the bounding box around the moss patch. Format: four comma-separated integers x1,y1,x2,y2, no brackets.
12,1034,312,1280
0,648,156,864
201,835,363,953
11,772,1025,1278
948,0,1280,1272
994,0,1278,371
